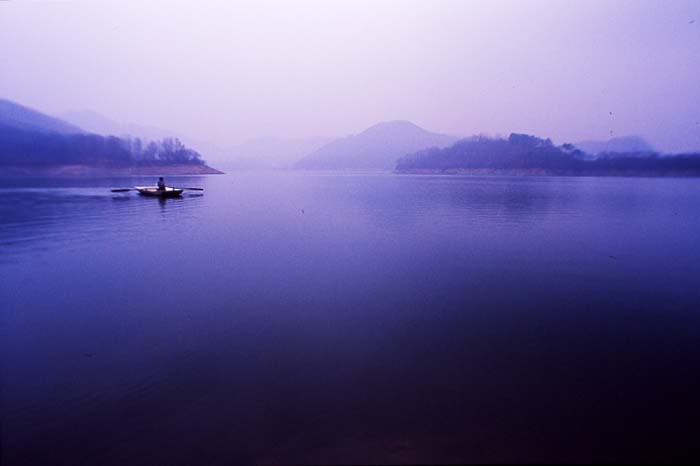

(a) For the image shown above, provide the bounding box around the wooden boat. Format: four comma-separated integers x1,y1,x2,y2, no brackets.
135,186,184,198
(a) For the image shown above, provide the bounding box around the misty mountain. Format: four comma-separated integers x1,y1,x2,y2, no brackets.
295,121,458,170
222,136,335,170
58,109,181,141
58,109,233,167
574,136,655,157
0,99,83,135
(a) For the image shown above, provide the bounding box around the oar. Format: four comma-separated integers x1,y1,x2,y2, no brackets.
111,187,203,192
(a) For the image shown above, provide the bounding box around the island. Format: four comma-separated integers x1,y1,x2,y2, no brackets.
395,133,700,177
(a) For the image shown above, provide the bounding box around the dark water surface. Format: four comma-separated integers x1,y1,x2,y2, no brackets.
2,173,700,464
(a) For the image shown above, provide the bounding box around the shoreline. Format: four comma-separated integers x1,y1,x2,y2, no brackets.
394,168,700,178
0,164,224,177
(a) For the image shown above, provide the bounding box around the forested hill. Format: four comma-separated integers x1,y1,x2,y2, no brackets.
1,124,205,167
0,99,221,175
396,133,700,176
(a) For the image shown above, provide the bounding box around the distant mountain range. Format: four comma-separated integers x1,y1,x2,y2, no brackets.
221,136,334,170
295,120,458,170
574,136,655,157
58,110,335,170
0,99,220,176
6,97,696,177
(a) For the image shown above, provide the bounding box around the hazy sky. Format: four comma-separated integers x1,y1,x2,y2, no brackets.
2,0,699,152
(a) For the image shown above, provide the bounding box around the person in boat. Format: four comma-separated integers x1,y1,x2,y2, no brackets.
157,177,166,191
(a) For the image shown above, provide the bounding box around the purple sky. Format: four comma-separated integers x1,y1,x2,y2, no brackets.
1,0,699,152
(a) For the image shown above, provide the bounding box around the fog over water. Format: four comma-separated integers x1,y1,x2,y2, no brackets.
1,0,699,160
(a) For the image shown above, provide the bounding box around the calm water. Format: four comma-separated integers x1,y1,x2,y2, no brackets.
2,173,700,464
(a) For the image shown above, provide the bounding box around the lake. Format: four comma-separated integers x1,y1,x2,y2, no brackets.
2,172,699,464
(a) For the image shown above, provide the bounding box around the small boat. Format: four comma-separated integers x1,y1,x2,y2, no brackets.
110,186,203,196
135,186,184,198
